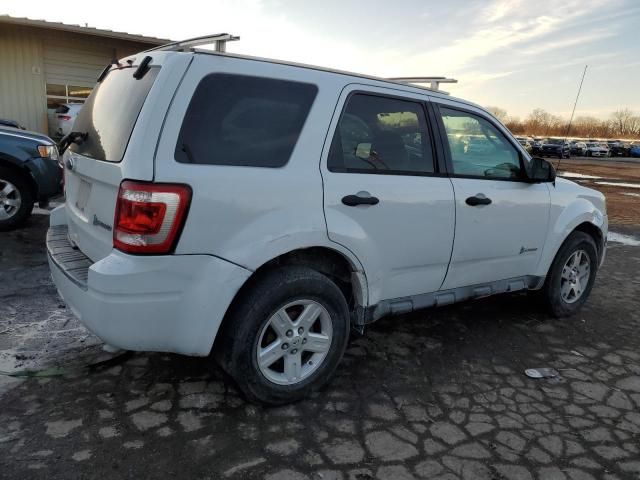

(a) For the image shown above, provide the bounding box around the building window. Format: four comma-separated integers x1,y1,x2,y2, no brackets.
46,83,93,108
46,83,93,138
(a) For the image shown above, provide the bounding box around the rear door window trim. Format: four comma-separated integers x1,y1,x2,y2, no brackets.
326,89,442,177
432,102,530,183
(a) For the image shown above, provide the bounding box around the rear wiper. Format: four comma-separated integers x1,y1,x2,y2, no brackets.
181,142,195,163
58,131,88,155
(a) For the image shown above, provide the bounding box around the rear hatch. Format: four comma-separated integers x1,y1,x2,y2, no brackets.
62,53,190,261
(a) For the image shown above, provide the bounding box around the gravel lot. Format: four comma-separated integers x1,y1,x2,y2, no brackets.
556,157,640,225
1,181,640,479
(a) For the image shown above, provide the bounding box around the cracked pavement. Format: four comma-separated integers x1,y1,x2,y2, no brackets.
1,215,640,479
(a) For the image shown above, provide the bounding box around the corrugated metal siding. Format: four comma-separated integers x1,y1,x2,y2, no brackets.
0,24,153,134
0,25,46,132
43,36,113,86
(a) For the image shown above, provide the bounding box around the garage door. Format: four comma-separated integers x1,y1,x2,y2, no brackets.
43,38,112,137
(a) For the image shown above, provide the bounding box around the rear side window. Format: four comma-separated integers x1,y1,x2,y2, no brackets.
70,67,159,162
328,93,435,175
175,74,317,167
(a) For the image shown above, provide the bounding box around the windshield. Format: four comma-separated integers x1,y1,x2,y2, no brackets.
69,67,159,162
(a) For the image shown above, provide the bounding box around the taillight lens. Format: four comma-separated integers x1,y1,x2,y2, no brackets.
58,115,72,120
113,181,191,254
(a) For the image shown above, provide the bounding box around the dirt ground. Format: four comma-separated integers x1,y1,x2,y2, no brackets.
556,157,640,225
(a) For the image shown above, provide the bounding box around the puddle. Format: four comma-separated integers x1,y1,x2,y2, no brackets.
608,232,640,247
596,181,640,189
559,172,601,179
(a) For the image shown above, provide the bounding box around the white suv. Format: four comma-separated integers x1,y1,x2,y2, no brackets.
48,43,607,405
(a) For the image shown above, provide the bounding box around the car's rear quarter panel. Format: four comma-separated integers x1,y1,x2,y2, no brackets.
155,55,357,272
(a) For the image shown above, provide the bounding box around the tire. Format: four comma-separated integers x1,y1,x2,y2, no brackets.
0,167,34,232
216,266,350,405
542,231,598,318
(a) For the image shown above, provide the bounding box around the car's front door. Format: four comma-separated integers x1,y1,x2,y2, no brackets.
321,86,455,306
433,102,551,290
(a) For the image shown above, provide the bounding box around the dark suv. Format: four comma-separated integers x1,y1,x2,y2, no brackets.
610,142,631,157
540,139,570,159
0,126,62,230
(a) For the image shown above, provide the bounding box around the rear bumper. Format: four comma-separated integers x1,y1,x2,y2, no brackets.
47,206,251,356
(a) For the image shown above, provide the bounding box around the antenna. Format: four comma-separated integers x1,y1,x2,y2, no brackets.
557,65,588,171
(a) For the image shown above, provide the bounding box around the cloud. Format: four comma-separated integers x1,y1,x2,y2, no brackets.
484,0,524,22
520,30,616,56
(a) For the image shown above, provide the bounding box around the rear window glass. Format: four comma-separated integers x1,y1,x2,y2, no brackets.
175,74,317,168
69,67,159,162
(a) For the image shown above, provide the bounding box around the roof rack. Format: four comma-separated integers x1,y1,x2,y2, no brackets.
145,33,240,53
388,77,458,93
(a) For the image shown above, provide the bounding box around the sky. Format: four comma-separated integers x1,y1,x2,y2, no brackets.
2,0,639,120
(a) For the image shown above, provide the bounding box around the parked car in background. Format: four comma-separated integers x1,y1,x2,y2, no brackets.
47,43,608,405
0,119,26,130
516,137,533,153
570,141,587,156
610,142,631,157
531,138,544,154
540,138,570,159
51,103,83,139
0,126,62,230
630,144,640,158
584,143,610,157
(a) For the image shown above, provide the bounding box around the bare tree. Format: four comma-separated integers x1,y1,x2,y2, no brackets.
610,109,635,136
486,106,508,122
479,106,639,139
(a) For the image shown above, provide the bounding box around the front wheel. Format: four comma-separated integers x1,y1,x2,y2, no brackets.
217,266,350,405
543,231,598,318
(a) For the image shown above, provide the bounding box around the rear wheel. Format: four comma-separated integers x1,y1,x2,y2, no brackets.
217,266,350,405
0,167,34,231
543,231,598,318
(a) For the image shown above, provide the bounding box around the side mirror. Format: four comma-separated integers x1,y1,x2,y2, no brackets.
355,142,372,160
528,157,556,183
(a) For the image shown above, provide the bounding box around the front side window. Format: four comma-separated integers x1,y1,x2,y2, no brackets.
439,107,522,180
175,74,317,168
328,93,435,174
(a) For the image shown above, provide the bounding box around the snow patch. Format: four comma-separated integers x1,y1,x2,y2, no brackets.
596,182,640,189
558,172,601,179
608,232,640,247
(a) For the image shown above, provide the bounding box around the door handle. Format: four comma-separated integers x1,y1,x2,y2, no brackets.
465,195,492,206
342,193,380,207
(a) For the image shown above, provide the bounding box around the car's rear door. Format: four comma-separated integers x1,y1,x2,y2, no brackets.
321,85,455,306
431,100,551,289
61,53,191,262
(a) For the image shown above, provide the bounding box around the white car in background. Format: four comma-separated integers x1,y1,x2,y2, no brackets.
584,143,610,157
52,103,83,138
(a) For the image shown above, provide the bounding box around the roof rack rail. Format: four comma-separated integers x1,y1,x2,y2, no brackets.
145,33,240,53
388,77,458,93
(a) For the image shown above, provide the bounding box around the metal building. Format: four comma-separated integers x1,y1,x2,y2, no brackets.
0,16,168,135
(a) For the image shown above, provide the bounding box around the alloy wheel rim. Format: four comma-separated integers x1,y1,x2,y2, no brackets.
256,299,333,386
0,179,21,220
560,249,591,304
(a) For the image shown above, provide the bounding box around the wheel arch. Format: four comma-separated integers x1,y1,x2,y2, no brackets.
0,156,39,198
213,245,368,355
537,218,605,279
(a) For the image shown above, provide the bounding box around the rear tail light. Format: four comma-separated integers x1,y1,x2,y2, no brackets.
113,180,191,254
58,115,72,120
